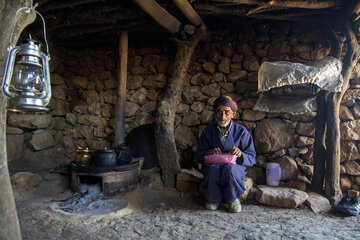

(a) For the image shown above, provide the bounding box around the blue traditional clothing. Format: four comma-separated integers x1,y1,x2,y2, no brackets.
196,121,256,203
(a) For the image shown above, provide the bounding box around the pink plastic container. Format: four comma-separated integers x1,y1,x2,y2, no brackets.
266,163,281,186
204,154,237,165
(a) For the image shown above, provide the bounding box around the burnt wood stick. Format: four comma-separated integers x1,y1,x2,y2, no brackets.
311,90,327,193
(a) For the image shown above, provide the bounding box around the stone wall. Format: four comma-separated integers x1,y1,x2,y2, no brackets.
6,21,360,192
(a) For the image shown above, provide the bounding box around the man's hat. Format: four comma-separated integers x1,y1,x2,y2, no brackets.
213,95,238,112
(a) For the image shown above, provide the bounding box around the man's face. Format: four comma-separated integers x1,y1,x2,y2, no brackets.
215,106,236,128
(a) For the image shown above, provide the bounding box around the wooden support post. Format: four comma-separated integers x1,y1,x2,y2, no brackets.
0,1,35,239
155,25,206,187
114,32,128,146
311,90,327,193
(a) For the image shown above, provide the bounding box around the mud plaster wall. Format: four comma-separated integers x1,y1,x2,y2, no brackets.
6,21,360,193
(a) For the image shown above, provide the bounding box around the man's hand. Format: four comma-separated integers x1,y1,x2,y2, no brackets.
230,146,242,158
207,148,222,155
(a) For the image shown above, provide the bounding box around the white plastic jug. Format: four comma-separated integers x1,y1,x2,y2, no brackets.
266,163,281,186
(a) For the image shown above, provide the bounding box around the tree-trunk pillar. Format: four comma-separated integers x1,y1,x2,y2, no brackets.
155,25,206,187
114,32,128,146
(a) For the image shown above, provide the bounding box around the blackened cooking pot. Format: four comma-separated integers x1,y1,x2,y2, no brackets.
94,149,117,167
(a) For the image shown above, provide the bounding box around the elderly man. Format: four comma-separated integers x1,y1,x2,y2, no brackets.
196,95,256,213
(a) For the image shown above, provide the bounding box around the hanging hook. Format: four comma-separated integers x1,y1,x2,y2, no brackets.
8,3,49,55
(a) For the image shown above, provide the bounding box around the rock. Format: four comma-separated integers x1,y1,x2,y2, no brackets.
341,120,360,140
78,125,93,139
255,186,308,208
101,90,116,104
272,149,287,158
176,169,203,192
342,89,360,106
175,125,197,150
288,147,299,157
268,42,291,60
228,70,247,82
127,75,143,90
254,118,295,153
73,105,88,114
246,166,266,185
306,192,331,213
213,72,225,82
218,57,231,74
344,161,360,175
202,62,216,74
240,177,254,203
298,163,313,180
219,82,235,93
340,175,352,191
136,112,154,125
182,86,206,104
50,98,70,116
199,109,214,124
301,145,314,165
296,121,315,137
7,134,24,161
125,101,140,117
7,113,52,129
275,155,299,181
236,81,258,93
238,98,258,109
247,72,258,82
341,141,360,162
201,83,220,97
140,101,157,113
6,126,23,135
348,190,360,198
62,135,76,153
51,73,65,85
142,55,160,67
52,117,67,130
11,172,42,191
77,115,107,127
340,105,355,121
191,102,205,113
129,88,148,105
352,103,360,118
71,76,88,89
88,103,101,115
52,85,67,100
103,79,117,90
242,110,266,121
292,44,313,54
182,111,200,126
284,180,307,192
243,55,259,71
296,136,314,147
176,103,190,114
29,130,56,151
191,73,211,86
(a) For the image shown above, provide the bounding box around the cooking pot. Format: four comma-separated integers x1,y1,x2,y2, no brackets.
94,149,117,167
115,144,132,165
75,147,92,165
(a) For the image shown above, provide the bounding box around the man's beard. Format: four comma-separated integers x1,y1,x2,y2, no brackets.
217,119,230,128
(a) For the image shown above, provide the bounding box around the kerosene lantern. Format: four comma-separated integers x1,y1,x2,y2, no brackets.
2,7,51,112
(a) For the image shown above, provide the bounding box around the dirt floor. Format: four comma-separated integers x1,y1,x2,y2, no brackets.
13,172,360,240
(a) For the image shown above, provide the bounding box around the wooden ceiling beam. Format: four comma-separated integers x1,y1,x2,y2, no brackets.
134,0,181,34
207,0,343,9
172,0,204,25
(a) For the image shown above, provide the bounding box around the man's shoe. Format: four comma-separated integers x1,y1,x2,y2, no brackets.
227,198,242,213
205,201,219,211
334,195,360,216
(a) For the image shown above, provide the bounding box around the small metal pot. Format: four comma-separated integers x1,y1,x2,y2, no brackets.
75,147,92,165
94,149,117,167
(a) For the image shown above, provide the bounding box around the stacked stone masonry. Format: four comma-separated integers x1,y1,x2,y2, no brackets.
6,21,360,193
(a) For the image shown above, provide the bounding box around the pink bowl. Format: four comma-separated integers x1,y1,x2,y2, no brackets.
204,154,237,165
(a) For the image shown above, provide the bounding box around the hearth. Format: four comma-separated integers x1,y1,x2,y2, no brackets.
70,161,139,198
